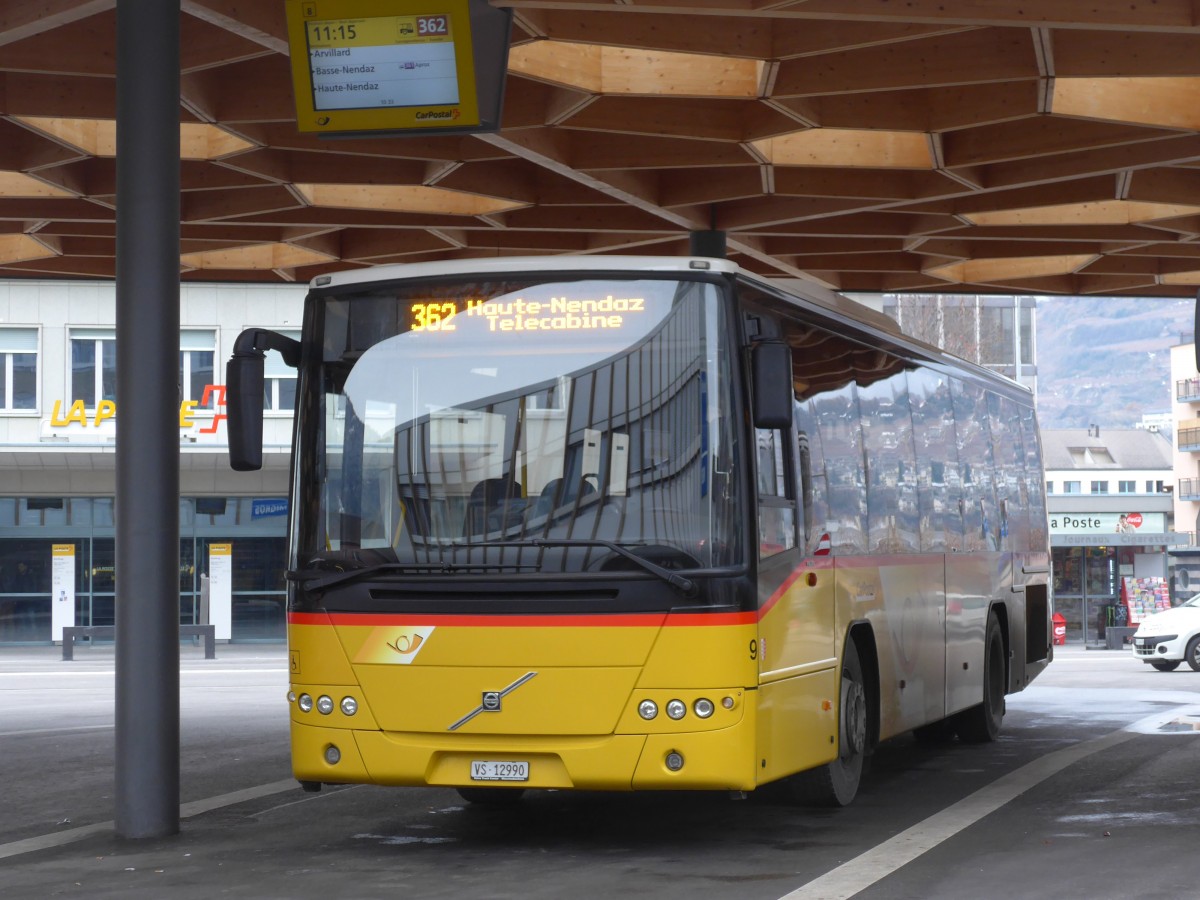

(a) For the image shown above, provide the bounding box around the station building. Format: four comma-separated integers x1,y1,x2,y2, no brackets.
0,279,303,644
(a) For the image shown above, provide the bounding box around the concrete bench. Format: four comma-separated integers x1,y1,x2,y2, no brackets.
62,624,216,660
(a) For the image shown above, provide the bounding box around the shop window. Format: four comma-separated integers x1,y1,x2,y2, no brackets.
0,327,38,412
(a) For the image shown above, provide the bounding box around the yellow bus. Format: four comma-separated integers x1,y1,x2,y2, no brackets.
226,256,1052,806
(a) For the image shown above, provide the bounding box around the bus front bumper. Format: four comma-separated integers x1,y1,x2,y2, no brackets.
291,708,759,792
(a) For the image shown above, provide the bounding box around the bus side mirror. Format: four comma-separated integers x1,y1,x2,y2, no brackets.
226,328,300,472
751,339,793,429
226,350,265,471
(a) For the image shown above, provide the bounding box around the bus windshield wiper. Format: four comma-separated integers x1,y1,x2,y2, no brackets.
287,560,534,594
455,538,697,597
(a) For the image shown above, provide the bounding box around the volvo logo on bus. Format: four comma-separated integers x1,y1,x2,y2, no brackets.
447,672,537,731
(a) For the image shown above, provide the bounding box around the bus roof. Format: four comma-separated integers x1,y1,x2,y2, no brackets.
308,255,1028,397
309,255,743,288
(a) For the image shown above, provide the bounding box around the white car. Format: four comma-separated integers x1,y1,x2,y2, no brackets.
1131,593,1200,672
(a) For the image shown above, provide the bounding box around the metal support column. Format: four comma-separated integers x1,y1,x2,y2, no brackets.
114,0,182,839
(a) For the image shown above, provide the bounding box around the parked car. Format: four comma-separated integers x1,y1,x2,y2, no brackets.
1131,593,1200,671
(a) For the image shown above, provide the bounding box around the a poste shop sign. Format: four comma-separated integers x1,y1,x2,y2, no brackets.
1049,511,1188,546
45,385,229,439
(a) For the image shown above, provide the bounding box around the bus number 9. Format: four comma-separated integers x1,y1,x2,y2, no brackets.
411,302,457,332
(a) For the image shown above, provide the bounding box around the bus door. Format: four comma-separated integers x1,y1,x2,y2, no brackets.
746,309,838,781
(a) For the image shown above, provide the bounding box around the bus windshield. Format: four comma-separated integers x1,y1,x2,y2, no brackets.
295,275,740,577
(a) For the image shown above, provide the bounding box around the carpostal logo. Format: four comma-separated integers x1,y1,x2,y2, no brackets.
416,108,460,121
354,625,436,665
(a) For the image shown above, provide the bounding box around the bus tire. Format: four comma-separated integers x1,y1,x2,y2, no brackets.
456,787,526,805
954,611,1006,743
790,638,868,807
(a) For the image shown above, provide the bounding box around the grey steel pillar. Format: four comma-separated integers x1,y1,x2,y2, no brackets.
114,0,181,839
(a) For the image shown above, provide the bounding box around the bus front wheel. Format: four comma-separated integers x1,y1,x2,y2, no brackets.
789,638,868,807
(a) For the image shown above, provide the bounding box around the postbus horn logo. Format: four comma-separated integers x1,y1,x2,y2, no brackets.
387,633,424,655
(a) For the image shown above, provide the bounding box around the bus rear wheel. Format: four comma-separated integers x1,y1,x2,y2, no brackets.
789,639,868,807
954,611,1005,743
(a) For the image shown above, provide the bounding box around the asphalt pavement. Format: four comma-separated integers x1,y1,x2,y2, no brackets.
2,640,1199,900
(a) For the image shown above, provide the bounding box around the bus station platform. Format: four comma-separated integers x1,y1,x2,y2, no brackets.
3,641,1199,900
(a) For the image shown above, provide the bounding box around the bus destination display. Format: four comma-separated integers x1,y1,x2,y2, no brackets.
409,295,649,333
306,14,460,112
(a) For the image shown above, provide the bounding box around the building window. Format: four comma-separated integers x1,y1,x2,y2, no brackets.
1147,480,1165,493
1118,480,1136,493
180,331,216,408
264,329,300,413
1063,481,1081,494
1045,481,1054,494
70,329,116,409
73,330,218,410
1091,481,1109,494
0,328,37,411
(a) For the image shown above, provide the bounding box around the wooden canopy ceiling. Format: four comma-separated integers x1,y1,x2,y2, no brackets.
10,1,1200,295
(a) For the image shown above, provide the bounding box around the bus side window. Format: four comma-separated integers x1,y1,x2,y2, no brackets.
756,427,796,559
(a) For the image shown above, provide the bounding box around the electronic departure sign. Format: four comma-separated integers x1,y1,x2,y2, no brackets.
408,295,651,334
284,0,512,137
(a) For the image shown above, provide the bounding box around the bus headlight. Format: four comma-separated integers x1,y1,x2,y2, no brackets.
297,693,314,713
638,700,658,720
666,700,686,720
316,695,334,715
340,696,358,716
693,698,715,718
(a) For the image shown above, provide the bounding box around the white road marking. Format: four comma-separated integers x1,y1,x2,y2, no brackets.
776,727,1135,900
0,779,298,861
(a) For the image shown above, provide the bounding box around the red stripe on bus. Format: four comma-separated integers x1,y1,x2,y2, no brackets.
289,610,756,628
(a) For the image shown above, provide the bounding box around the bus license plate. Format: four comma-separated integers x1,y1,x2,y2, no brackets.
470,760,529,782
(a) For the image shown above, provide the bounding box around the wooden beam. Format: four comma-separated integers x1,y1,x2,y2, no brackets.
0,0,113,48
942,117,1175,168
772,29,1039,97
181,0,289,55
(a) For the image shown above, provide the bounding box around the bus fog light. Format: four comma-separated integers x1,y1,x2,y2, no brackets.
721,696,735,710
666,700,686,720
665,751,684,771
340,696,358,716
316,695,334,715
638,700,658,720
298,693,314,713
324,744,341,765
694,698,715,718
